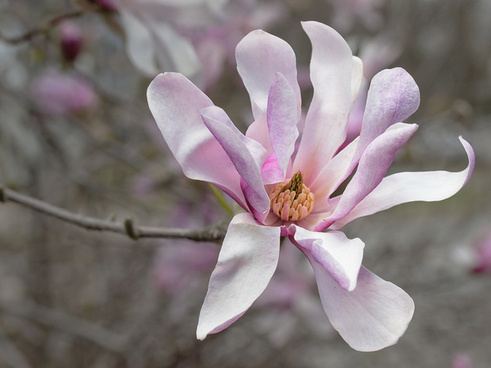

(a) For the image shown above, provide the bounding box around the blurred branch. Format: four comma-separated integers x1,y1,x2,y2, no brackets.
0,300,128,354
0,328,32,368
0,9,83,44
0,186,227,242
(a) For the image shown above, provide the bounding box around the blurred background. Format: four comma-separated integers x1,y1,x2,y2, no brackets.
0,0,490,367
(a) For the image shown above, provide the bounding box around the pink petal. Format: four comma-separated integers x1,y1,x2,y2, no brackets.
147,73,246,208
201,106,270,214
291,226,364,291
309,137,359,213
312,265,415,352
331,136,475,229
266,72,299,181
317,123,418,231
293,21,354,184
197,213,281,340
236,29,301,120
351,67,420,167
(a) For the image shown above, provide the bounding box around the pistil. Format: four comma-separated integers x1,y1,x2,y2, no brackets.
269,171,314,222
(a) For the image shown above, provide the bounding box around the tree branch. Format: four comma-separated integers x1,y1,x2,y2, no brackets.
0,9,84,44
0,186,227,243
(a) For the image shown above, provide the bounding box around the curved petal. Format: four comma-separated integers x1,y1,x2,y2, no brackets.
293,21,354,183
266,72,299,182
309,136,359,213
351,56,363,105
331,136,475,229
147,73,246,208
120,9,159,76
148,20,201,78
317,123,418,231
351,67,420,167
201,106,270,214
312,265,415,352
236,29,301,120
291,227,364,292
197,213,281,340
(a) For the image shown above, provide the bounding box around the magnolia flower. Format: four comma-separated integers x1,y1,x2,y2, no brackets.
147,21,475,351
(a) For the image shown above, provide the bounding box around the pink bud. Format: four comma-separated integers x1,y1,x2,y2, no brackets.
93,0,117,11
60,22,83,62
472,231,491,274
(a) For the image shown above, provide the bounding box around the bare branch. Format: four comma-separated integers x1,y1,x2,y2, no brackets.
0,186,227,243
0,9,84,44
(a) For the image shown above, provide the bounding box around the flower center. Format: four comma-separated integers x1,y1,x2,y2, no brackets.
269,171,314,222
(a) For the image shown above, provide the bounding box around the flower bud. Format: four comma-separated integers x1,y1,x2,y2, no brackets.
60,21,83,62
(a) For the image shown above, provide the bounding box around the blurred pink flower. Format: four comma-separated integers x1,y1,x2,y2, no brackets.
472,231,491,274
154,242,218,295
147,21,475,351
31,70,97,115
452,352,473,368
112,0,285,89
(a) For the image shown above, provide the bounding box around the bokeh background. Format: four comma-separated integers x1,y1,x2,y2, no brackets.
0,0,490,367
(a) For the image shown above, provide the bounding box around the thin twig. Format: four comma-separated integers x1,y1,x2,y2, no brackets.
0,186,227,243
0,9,84,44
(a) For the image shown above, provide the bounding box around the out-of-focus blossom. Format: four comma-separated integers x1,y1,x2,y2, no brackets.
147,21,475,351
154,198,221,295
154,242,218,295
111,0,285,89
452,352,473,368
31,70,97,116
60,21,84,62
328,0,383,32
472,231,491,274
112,0,229,79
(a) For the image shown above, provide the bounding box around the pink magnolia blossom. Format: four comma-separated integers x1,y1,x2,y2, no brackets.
31,70,97,116
147,21,475,351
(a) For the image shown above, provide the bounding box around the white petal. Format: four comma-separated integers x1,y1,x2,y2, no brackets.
332,136,475,229
291,227,364,292
312,265,415,351
197,213,281,340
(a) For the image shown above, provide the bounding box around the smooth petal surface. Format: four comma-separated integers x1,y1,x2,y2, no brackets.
266,72,299,181
120,9,159,76
197,213,281,340
236,29,301,120
202,106,270,214
312,265,414,351
331,136,475,229
351,56,364,105
309,137,359,212
293,21,354,183
291,227,364,291
147,73,246,208
317,123,418,231
351,68,420,167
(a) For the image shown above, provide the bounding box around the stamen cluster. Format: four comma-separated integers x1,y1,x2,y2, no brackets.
270,171,314,222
